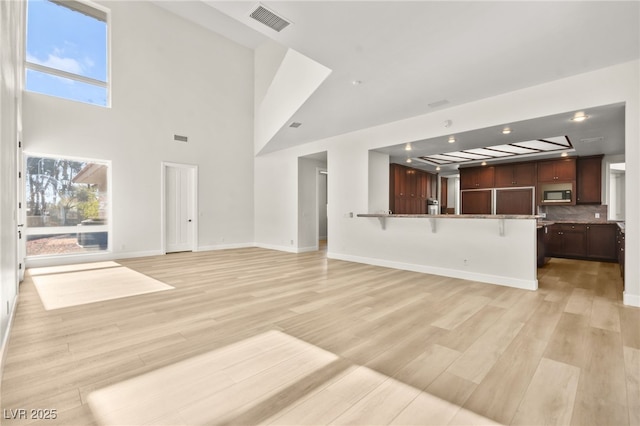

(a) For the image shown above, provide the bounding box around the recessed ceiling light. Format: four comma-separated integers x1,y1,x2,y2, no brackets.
502,127,511,135
406,158,412,163
448,136,456,144
561,152,568,157
436,166,441,171
571,112,588,122
405,143,412,151
481,161,487,166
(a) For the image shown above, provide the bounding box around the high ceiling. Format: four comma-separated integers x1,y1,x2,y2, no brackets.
154,1,639,160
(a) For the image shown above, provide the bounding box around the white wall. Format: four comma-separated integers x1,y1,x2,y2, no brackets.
22,1,255,265
254,61,639,303
0,0,24,370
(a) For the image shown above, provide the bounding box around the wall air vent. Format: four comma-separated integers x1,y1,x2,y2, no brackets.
249,4,291,32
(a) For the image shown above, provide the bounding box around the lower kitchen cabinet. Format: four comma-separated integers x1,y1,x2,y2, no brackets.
546,223,617,261
559,224,587,258
586,224,617,261
617,226,625,279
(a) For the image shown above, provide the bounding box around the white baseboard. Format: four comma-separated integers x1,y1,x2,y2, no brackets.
197,243,256,252
623,291,640,307
297,245,319,253
0,293,19,385
255,243,306,253
327,252,538,291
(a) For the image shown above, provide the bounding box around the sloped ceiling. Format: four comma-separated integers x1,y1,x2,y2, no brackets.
154,1,639,159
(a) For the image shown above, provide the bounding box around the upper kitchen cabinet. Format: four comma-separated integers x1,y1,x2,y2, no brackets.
461,190,492,214
389,163,436,214
460,166,495,189
537,158,576,182
494,162,536,187
577,155,603,204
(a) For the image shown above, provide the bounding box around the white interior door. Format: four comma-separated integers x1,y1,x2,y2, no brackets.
165,164,196,253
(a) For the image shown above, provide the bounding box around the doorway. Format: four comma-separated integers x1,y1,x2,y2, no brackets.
162,162,197,253
318,168,328,249
297,152,327,252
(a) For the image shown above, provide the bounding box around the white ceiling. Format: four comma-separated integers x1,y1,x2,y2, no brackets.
154,1,639,159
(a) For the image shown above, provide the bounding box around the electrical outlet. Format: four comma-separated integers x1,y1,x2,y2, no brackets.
595,213,600,219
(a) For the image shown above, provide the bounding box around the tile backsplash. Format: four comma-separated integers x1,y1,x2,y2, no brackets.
538,205,609,222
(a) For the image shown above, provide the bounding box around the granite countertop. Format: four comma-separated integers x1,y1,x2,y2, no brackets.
358,214,542,219
536,219,625,232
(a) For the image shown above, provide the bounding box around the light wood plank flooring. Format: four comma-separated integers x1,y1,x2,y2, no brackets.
1,248,637,425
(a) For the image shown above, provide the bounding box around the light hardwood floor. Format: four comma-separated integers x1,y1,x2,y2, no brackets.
1,247,638,425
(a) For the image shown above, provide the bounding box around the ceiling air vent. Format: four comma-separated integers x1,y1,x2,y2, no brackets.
249,4,291,32
289,122,302,128
428,99,450,108
580,137,604,144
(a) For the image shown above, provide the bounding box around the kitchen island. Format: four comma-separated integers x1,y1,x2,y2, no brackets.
332,213,541,290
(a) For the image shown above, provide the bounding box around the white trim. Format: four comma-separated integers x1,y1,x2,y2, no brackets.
255,242,301,253
623,291,640,307
327,251,538,291
161,162,198,254
25,62,107,88
0,294,19,382
197,242,256,252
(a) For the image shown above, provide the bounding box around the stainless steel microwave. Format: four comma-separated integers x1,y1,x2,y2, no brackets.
543,190,572,202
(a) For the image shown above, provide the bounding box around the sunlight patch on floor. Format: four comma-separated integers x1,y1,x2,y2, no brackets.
30,262,174,310
87,330,501,425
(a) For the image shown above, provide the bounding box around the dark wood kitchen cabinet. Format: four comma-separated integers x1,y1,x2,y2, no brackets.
495,188,534,215
545,224,587,258
495,162,536,187
545,223,617,261
577,155,603,204
586,224,617,261
617,226,625,279
460,166,495,190
537,158,576,182
389,163,436,214
461,190,492,214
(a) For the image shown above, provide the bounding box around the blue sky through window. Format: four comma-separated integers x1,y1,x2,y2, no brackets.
26,0,108,106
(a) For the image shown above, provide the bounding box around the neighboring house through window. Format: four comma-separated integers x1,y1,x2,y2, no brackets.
25,0,109,106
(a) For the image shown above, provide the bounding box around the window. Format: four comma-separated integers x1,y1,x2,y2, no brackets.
25,155,110,257
25,0,109,106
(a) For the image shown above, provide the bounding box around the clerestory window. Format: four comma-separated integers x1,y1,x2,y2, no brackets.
25,0,109,107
